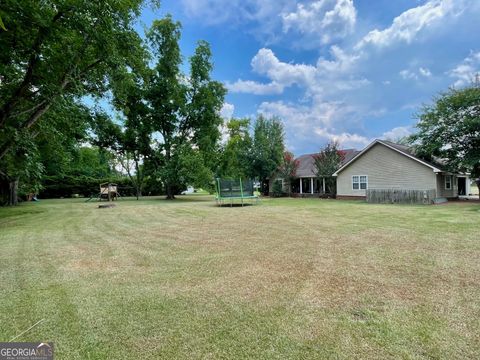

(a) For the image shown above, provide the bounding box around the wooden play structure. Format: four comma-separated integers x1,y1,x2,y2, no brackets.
86,183,121,202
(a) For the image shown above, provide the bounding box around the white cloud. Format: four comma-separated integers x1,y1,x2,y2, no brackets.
314,128,371,148
180,0,279,24
282,0,356,44
381,126,411,141
419,67,432,77
229,46,372,151
399,67,432,80
219,103,235,144
228,46,367,96
314,125,412,150
448,51,480,87
258,99,370,150
251,48,317,89
356,0,464,49
220,102,235,119
259,99,349,129
179,0,356,45
179,0,295,42
316,45,361,75
226,79,284,95
399,69,418,80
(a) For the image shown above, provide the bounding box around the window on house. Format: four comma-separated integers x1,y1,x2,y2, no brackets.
445,175,452,190
352,176,359,189
352,175,368,190
360,176,368,189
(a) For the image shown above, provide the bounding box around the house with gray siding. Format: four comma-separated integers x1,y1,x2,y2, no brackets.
270,149,359,196
333,140,470,200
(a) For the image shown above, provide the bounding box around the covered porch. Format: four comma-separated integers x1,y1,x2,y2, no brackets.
290,177,331,196
436,173,471,199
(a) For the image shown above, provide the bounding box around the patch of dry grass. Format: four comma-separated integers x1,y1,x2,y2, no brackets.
0,196,479,359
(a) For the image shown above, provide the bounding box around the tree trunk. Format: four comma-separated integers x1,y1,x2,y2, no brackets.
8,178,19,206
476,178,480,200
261,178,269,196
134,160,142,201
164,143,175,200
165,183,175,200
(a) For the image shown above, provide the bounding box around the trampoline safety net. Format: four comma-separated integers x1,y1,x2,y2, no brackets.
216,178,255,198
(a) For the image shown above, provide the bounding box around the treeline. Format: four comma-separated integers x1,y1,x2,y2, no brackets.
37,115,285,200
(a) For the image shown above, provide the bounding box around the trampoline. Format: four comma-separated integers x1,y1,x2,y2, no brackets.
215,178,259,206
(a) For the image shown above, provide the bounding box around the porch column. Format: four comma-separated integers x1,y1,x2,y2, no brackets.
310,178,314,194
299,178,303,194
322,178,326,194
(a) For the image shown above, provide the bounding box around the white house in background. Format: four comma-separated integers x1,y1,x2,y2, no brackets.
333,139,470,200
180,186,195,195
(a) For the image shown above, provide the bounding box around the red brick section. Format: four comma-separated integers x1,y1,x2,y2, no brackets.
336,195,366,200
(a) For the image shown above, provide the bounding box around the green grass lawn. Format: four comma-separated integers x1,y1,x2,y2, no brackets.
0,196,479,359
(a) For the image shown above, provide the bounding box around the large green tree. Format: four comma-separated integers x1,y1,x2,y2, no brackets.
314,142,342,195
219,118,252,178
0,0,153,204
95,65,153,200
89,109,150,200
146,16,225,199
186,40,227,171
145,16,184,199
0,97,92,204
410,86,480,197
276,151,299,196
250,115,285,195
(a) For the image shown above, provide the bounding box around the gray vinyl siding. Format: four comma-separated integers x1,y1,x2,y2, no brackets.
436,174,458,198
336,143,437,197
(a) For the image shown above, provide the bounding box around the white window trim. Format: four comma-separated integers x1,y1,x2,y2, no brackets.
445,175,452,190
352,175,368,190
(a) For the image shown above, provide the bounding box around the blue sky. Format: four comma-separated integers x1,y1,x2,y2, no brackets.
137,0,480,155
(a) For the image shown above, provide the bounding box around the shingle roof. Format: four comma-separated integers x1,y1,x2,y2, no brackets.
333,139,450,176
294,149,360,177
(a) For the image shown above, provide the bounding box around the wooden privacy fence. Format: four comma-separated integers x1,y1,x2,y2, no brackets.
366,189,436,204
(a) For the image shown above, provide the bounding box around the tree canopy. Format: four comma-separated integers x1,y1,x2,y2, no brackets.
92,16,226,200
276,151,299,196
250,115,285,194
314,142,343,195
219,118,252,179
0,0,156,204
145,17,226,198
410,85,480,193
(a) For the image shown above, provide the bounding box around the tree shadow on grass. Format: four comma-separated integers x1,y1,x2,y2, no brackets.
214,203,255,208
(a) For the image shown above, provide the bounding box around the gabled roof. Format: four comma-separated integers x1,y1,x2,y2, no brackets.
332,139,444,176
295,149,360,177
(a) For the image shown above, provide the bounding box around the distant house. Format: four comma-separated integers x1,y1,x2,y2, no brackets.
333,139,470,200
270,149,359,196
